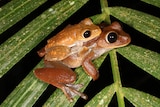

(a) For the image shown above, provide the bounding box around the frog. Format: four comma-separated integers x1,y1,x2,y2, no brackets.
37,18,101,61
34,18,101,102
34,21,131,102
62,21,131,81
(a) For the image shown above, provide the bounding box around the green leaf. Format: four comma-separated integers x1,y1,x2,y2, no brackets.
0,61,48,107
117,45,160,80
141,0,160,8
1,0,110,106
0,0,89,78
1,54,108,106
0,51,107,106
0,0,47,34
85,84,116,107
109,7,160,42
122,87,160,107
1,0,160,106
90,0,110,24
109,50,125,107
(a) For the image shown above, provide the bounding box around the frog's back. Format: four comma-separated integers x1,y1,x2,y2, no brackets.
46,25,79,48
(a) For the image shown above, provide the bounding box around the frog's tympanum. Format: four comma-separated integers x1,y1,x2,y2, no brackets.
34,19,131,102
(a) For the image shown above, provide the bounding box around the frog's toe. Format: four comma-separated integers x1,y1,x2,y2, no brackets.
62,84,88,102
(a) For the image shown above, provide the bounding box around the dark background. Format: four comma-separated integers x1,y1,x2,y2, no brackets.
0,0,160,106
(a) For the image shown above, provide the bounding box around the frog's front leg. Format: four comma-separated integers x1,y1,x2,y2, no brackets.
34,61,87,102
37,47,46,57
82,51,99,81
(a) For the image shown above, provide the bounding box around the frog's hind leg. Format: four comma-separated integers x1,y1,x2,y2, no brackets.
34,61,87,102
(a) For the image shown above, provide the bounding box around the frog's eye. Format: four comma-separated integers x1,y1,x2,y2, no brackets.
106,31,118,43
83,30,91,38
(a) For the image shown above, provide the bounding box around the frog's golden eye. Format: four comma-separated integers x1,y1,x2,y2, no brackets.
83,30,91,38
106,31,118,43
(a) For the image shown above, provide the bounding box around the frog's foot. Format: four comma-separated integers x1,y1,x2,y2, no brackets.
61,83,88,102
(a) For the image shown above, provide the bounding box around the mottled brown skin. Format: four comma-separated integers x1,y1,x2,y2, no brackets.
34,21,131,102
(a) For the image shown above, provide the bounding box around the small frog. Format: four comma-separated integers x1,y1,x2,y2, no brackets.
34,18,101,102
37,18,101,61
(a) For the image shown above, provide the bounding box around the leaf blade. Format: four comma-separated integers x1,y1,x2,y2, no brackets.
0,61,48,107
85,84,116,107
109,7,160,42
117,45,160,80
0,0,47,34
141,0,160,8
122,87,160,107
0,0,89,78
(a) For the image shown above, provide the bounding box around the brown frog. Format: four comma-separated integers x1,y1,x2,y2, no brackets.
34,21,131,102
37,18,101,61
